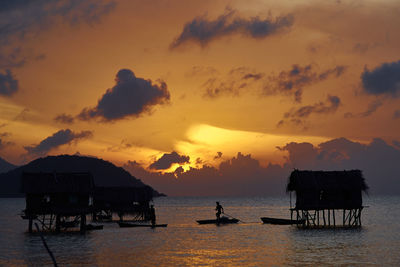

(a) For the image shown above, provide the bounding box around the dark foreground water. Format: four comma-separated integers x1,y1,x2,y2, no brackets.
0,196,399,266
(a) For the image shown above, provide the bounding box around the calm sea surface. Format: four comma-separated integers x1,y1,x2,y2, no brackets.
0,196,399,266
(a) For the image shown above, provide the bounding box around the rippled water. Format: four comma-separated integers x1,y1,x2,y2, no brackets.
1,196,400,266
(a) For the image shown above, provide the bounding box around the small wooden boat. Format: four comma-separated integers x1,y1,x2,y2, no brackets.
118,222,167,228
85,224,104,230
197,217,239,225
261,217,305,225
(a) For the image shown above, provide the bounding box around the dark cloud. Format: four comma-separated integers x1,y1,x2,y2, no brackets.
0,47,26,69
78,69,170,122
106,139,137,152
344,99,383,118
394,110,400,119
279,137,400,195
277,95,341,128
125,152,287,196
0,0,116,87
24,129,93,156
201,64,345,101
149,151,190,170
214,151,223,159
0,69,18,96
170,8,294,49
0,0,116,46
54,113,74,124
124,138,400,196
203,67,265,98
264,64,346,102
361,60,400,97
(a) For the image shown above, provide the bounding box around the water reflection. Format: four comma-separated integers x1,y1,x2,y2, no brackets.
22,232,97,266
1,196,400,266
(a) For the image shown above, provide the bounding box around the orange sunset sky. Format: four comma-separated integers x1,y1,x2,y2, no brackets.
1,0,400,195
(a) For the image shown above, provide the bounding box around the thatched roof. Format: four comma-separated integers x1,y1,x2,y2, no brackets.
286,169,368,193
21,172,94,194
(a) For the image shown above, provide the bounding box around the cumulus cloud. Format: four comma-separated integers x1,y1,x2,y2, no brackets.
277,95,341,128
279,137,400,194
149,151,190,170
24,129,93,156
78,69,170,122
170,8,294,49
125,152,287,196
0,69,18,96
124,138,400,196
361,60,400,97
264,64,346,102
54,113,74,124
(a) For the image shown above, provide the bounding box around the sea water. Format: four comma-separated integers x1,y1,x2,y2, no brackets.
0,196,399,266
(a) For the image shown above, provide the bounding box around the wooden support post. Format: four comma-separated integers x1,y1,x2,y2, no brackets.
80,214,86,233
348,210,352,226
317,210,320,226
323,210,326,226
28,218,33,233
333,209,336,227
55,215,61,233
343,209,345,226
328,210,330,227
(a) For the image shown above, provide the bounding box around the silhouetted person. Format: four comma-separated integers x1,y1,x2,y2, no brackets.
150,205,156,226
215,202,224,222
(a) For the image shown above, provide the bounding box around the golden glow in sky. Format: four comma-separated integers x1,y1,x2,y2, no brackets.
0,0,399,178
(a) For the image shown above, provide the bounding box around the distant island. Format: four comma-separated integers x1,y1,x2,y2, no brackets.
0,155,165,197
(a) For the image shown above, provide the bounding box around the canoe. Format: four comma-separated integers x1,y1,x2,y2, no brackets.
197,217,239,225
261,217,305,225
118,222,167,228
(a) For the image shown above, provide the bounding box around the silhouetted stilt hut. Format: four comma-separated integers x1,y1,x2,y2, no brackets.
92,186,153,222
287,169,368,228
21,172,94,233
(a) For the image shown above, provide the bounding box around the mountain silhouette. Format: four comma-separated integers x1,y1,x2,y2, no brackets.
0,157,17,174
0,154,163,197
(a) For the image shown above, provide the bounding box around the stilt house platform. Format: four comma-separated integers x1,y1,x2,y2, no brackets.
92,186,153,222
287,170,368,228
21,172,94,233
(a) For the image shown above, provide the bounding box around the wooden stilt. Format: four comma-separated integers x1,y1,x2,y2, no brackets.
343,209,345,225
333,209,336,227
80,214,86,233
323,210,326,226
55,215,61,233
328,209,330,226
28,218,33,233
